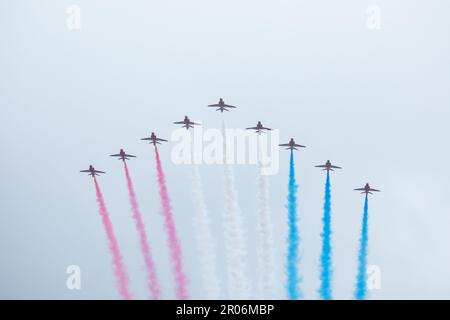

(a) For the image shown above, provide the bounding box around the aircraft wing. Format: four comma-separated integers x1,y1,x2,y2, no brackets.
262,127,272,130
141,137,151,141
110,154,121,157
156,138,168,142
80,170,90,173
294,144,306,148
279,143,290,147
330,165,342,169
174,121,185,124
224,104,237,108
125,154,136,158
246,127,258,130
190,121,201,125
369,188,380,192
315,165,326,168
354,188,365,191
208,104,220,107
95,170,105,174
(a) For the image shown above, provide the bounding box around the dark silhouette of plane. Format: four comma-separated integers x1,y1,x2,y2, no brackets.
80,165,105,177
141,132,168,145
246,121,272,134
279,138,306,150
208,98,237,112
110,149,136,161
174,116,200,130
315,160,342,173
355,183,380,195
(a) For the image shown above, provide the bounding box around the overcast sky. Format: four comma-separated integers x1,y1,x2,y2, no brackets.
1,0,450,299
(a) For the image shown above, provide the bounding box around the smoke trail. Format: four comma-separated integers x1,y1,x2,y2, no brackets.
123,161,161,299
93,177,132,300
256,139,276,299
154,145,189,300
191,163,221,299
354,195,369,300
221,120,250,299
319,172,333,300
286,150,301,299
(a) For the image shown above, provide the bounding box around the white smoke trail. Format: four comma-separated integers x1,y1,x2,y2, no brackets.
256,137,276,299
190,161,221,299
221,120,250,299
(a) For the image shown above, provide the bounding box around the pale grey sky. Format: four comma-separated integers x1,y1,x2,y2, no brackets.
1,0,450,299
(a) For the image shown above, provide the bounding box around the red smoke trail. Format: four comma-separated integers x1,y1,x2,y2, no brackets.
153,145,189,300
93,177,132,300
123,161,161,299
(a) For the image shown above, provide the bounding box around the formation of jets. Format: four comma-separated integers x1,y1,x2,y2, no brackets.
80,98,380,196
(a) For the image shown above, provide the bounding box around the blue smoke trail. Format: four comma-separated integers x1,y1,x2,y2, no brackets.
286,150,301,299
319,172,332,299
354,195,369,300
